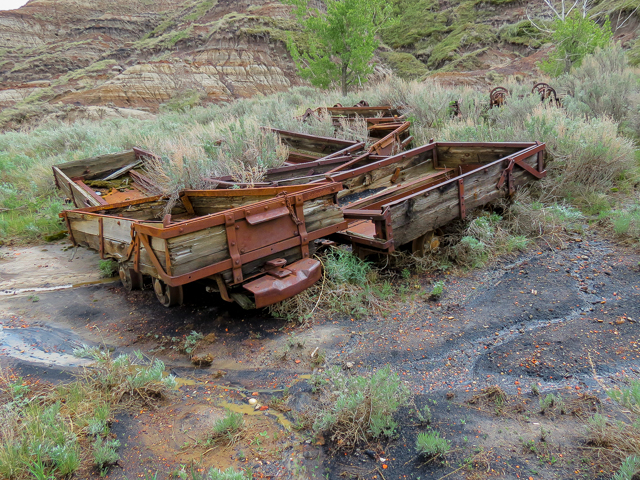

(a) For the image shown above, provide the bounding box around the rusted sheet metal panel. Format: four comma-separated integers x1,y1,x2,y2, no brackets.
243,258,322,308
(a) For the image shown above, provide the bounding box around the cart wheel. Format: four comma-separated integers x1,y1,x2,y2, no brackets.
119,264,143,291
411,231,440,256
153,278,183,307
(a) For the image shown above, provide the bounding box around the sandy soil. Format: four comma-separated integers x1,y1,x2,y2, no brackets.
0,232,638,479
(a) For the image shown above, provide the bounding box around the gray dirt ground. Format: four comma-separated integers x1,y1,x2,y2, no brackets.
0,232,638,479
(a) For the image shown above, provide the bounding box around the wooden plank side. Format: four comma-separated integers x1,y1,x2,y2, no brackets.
436,146,527,169
166,196,341,277
388,153,539,246
189,195,285,215
56,151,137,179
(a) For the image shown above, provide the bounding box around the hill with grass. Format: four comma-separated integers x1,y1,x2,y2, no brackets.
1,0,638,129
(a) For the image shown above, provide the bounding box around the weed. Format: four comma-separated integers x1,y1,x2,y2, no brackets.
207,410,244,446
270,248,395,321
98,260,118,278
27,294,39,302
179,331,204,356
530,383,540,396
613,455,640,480
73,346,176,404
539,393,566,415
428,280,444,300
312,365,411,449
415,430,451,458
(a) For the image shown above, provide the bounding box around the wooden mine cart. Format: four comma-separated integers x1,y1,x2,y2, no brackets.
60,183,347,308
331,142,547,256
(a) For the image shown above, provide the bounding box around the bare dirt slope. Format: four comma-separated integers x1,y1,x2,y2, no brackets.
1,232,638,479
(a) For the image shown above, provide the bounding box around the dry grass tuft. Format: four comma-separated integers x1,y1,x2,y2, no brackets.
468,385,507,406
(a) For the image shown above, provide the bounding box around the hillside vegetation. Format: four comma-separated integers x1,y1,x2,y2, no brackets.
1,0,638,129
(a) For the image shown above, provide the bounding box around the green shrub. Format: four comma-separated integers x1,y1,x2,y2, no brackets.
312,365,411,448
608,379,640,414
540,12,612,76
415,430,451,457
558,44,639,127
92,436,120,470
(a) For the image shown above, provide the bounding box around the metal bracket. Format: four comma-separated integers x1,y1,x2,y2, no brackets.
294,195,309,258
225,213,243,284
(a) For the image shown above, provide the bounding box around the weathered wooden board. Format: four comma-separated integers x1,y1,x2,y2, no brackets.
56,150,137,180
436,145,535,169
273,128,357,154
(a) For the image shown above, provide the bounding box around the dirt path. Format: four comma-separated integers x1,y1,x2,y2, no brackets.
0,235,638,479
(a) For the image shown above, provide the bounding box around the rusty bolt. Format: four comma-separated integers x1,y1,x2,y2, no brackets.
235,225,239,229
235,260,240,265
264,206,268,210
231,241,236,246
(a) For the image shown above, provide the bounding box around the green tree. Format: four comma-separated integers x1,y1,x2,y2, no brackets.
285,0,395,96
540,12,612,76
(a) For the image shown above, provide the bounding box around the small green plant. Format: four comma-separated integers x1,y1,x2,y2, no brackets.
208,410,245,445
98,260,118,278
530,383,540,396
27,294,39,302
415,430,451,458
179,331,204,356
429,280,445,300
401,268,411,279
416,404,432,424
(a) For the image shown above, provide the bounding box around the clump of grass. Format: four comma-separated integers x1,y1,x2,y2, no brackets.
187,467,251,480
73,346,176,405
98,259,118,278
206,410,245,446
311,365,411,449
539,393,566,415
416,404,432,424
585,413,640,458
415,430,451,458
269,248,395,321
0,352,172,480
